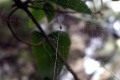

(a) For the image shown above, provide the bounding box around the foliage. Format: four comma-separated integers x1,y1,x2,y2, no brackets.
29,0,92,79
31,31,71,79
30,0,91,26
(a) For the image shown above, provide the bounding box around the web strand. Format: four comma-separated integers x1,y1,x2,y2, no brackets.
53,17,62,80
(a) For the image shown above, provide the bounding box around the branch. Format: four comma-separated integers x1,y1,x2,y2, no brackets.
12,0,80,80
27,5,77,14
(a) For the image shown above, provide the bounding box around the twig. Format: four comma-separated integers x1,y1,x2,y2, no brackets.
27,5,77,14
12,0,80,80
6,8,45,46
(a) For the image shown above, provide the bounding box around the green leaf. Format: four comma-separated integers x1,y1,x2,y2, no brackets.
50,0,92,14
43,3,56,22
31,31,71,79
29,3,45,28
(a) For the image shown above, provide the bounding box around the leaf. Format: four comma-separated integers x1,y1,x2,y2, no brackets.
31,31,71,79
43,3,56,22
29,3,45,28
50,0,92,14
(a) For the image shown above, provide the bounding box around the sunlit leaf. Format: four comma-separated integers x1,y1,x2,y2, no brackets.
50,0,92,14
29,3,45,28
31,31,71,79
